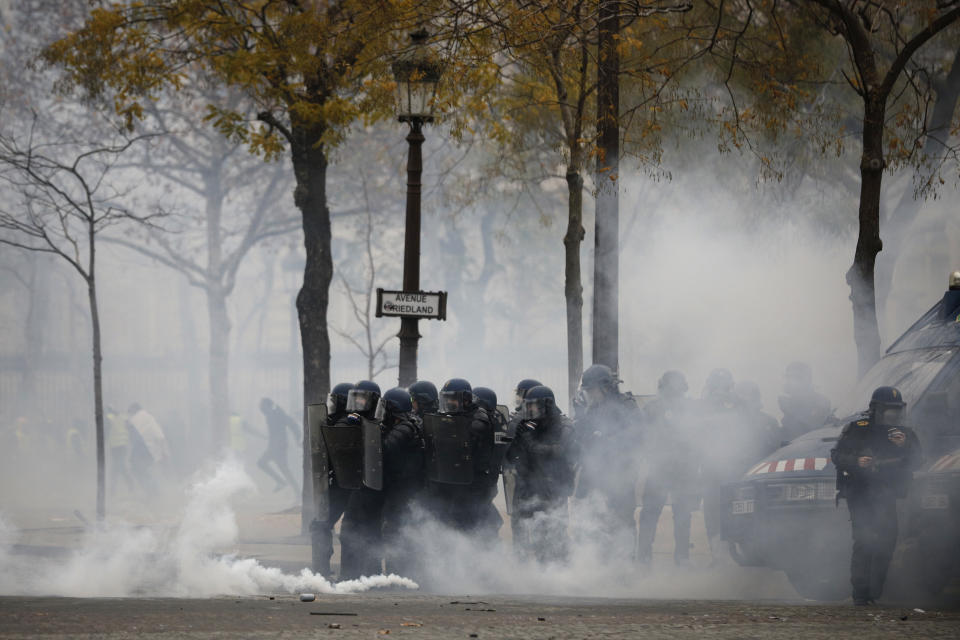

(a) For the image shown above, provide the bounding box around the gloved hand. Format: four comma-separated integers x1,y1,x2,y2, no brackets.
517,420,537,435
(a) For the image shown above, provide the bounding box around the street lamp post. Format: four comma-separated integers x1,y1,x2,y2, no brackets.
392,29,442,387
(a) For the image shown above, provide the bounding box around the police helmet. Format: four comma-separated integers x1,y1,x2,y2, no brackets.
327,382,355,417
347,380,382,417
657,370,688,398
439,377,473,414
409,380,439,413
580,364,619,391
869,386,906,427
703,368,734,397
514,378,543,410
521,385,556,421
375,387,413,421
473,387,498,412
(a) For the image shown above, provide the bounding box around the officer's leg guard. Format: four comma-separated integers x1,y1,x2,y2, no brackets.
635,479,667,564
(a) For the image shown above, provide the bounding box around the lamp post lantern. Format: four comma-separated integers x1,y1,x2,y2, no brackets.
392,29,442,387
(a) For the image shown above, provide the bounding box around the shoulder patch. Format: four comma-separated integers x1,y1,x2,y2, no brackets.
856,419,869,427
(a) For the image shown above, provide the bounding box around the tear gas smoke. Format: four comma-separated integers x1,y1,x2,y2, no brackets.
0,459,416,597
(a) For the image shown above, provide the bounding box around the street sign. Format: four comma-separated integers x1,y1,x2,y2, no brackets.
376,289,447,320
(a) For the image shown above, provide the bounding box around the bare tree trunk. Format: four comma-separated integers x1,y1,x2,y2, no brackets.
593,0,620,372
564,169,585,409
875,45,960,315
86,223,105,521
848,97,886,377
207,286,231,451
291,124,333,533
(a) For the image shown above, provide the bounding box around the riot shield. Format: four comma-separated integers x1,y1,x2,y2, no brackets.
321,421,364,490
423,413,474,485
361,417,383,491
307,403,329,522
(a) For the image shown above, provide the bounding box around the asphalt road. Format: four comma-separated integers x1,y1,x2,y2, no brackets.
1,593,959,639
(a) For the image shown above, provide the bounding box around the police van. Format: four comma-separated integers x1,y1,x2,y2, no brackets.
723,276,960,601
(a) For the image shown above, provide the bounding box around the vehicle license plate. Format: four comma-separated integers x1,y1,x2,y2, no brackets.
732,499,755,515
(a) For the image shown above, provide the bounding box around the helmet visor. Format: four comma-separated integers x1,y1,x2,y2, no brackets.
346,389,374,413
521,397,548,421
879,406,905,427
439,390,468,414
374,398,387,422
514,391,525,411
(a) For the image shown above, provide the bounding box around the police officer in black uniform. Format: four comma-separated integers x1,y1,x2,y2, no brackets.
779,362,832,442
409,380,439,418
831,386,922,605
310,382,354,577
376,387,425,578
506,385,577,563
337,380,383,579
574,364,645,562
636,371,699,567
697,368,744,564
425,378,501,537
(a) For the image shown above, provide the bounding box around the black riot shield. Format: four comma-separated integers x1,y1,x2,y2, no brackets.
321,421,364,490
423,413,474,485
361,417,383,491
307,404,329,522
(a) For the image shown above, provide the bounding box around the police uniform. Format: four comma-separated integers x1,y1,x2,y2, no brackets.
506,394,577,563
831,387,922,604
574,382,645,561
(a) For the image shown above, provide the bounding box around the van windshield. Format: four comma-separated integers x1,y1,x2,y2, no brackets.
835,349,955,418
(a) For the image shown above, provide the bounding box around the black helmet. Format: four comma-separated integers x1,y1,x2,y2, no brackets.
375,387,413,421
347,380,381,417
657,370,688,398
703,368,735,398
580,364,618,391
409,380,439,415
869,386,906,426
521,385,557,421
439,377,473,414
473,387,498,412
328,382,354,416
513,378,543,409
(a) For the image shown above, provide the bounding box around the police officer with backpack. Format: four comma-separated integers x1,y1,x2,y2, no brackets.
506,385,577,563
831,386,922,605
423,378,501,537
574,364,645,562
376,387,425,577
336,380,383,579
310,382,355,578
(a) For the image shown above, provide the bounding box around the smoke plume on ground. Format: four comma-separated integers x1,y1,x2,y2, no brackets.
0,459,416,597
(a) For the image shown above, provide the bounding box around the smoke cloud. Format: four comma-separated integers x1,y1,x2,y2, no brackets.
0,459,416,597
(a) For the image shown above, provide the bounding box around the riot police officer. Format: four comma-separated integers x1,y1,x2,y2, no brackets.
506,385,577,563
698,368,743,564
574,364,645,563
310,382,354,577
376,387,425,578
337,380,383,579
409,380,439,418
501,378,541,549
778,362,832,442
831,386,922,605
423,378,501,537
636,371,699,567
